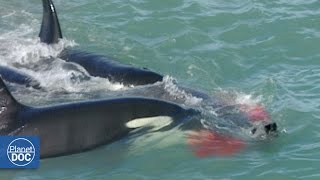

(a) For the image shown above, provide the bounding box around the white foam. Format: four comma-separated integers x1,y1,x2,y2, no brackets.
215,89,263,107
162,76,202,106
0,35,76,66
235,93,262,106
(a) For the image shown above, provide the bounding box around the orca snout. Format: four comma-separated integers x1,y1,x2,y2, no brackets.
264,122,277,134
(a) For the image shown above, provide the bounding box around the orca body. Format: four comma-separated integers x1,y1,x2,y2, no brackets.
59,49,163,86
0,78,196,158
39,0,163,86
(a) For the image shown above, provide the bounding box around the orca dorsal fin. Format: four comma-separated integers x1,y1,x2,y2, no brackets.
0,77,24,134
39,0,63,44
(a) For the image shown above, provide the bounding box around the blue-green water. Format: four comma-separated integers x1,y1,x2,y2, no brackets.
1,0,320,179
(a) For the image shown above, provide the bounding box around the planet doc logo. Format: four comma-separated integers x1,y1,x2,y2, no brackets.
0,136,39,168
7,138,36,167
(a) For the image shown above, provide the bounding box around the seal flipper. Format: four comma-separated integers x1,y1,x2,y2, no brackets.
39,0,63,44
0,78,26,135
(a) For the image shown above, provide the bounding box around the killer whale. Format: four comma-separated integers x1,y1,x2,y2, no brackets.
0,77,196,158
39,0,163,86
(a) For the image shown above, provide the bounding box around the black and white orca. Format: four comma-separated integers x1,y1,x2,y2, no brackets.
0,77,196,158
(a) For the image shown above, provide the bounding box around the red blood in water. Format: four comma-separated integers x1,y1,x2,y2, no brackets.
241,105,270,122
187,130,245,157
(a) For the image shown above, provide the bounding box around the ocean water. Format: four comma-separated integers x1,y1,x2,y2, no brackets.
1,0,320,179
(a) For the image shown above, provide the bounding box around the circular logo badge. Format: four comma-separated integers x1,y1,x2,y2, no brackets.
7,138,36,167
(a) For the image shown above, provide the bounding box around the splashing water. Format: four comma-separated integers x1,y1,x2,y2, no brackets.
163,76,203,106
